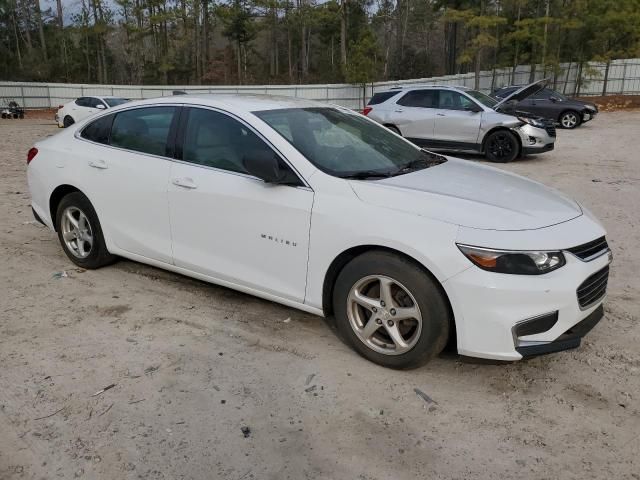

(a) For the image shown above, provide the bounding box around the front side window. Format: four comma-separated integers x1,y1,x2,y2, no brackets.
88,97,106,109
104,98,129,108
397,90,437,108
81,114,114,144
181,108,301,184
110,107,176,157
254,107,446,178
437,90,475,110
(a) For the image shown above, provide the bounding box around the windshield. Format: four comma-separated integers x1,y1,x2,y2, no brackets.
254,107,446,178
466,90,498,108
104,98,129,107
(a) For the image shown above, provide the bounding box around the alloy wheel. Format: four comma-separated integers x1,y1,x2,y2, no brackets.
561,112,578,128
60,206,94,259
346,275,422,355
488,133,514,159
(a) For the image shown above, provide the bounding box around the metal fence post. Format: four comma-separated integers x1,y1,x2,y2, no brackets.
20,85,25,109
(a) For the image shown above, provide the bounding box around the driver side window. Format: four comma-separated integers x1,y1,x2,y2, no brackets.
181,108,302,185
437,90,474,111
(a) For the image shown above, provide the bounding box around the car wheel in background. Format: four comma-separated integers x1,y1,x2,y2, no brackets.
333,250,450,369
559,110,581,129
484,130,519,163
385,125,402,135
55,192,117,269
63,115,75,128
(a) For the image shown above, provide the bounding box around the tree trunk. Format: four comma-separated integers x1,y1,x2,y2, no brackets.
34,0,48,60
21,0,33,50
12,12,23,69
602,60,610,96
340,0,347,67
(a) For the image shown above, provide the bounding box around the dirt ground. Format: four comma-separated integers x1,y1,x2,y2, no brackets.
1,114,639,480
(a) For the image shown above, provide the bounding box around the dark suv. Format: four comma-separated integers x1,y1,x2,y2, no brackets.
492,86,598,129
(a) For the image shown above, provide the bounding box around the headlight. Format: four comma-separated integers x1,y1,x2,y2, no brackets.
457,244,566,275
518,116,546,128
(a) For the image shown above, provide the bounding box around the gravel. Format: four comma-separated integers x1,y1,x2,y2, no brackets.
1,114,638,479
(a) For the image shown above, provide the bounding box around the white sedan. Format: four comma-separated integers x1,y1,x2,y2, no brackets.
27,95,611,368
56,96,129,128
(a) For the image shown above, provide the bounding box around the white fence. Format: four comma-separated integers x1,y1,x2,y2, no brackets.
2,58,639,110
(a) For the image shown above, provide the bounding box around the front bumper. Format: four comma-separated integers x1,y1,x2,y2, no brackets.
515,124,556,156
444,242,611,361
582,110,598,123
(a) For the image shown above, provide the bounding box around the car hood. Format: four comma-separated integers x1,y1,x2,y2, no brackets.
350,158,582,231
494,79,548,113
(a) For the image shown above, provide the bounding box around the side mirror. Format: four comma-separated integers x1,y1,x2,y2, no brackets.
243,150,287,184
464,104,482,113
96,104,106,109
549,96,559,103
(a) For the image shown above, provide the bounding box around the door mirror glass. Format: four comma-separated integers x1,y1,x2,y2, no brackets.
243,150,287,183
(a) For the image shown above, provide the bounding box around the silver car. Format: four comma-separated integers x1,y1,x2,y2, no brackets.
363,80,555,163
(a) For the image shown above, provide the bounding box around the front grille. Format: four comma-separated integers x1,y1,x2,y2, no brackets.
545,122,556,137
567,236,609,261
577,266,609,309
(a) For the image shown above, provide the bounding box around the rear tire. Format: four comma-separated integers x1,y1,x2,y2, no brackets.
559,110,581,129
484,130,519,163
63,115,75,128
333,251,450,369
55,192,117,269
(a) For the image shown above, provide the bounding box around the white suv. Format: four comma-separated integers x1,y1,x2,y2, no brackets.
364,81,556,163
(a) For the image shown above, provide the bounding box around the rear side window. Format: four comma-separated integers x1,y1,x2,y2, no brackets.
111,107,177,157
397,90,437,108
81,114,114,144
75,97,91,107
368,91,399,105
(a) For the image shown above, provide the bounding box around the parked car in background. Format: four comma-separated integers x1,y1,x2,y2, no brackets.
56,96,129,128
492,85,598,129
27,94,610,368
363,80,555,163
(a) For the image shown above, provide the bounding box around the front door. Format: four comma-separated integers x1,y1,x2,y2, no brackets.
167,107,313,302
432,90,483,148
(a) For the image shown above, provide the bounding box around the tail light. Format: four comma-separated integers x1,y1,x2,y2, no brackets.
27,147,38,164
362,107,372,116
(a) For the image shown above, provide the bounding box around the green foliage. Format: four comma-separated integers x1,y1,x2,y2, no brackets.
1,0,639,87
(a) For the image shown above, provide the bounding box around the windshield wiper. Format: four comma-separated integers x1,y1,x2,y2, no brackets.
391,150,447,176
338,170,394,180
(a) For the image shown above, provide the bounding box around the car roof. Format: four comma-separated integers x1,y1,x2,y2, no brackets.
386,84,471,92
115,93,330,112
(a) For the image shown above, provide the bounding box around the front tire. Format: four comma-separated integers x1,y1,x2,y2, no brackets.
559,110,580,129
55,192,116,269
63,115,75,128
484,130,519,163
386,125,401,135
333,251,450,369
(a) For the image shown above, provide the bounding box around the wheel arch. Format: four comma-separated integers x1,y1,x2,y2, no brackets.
481,126,522,155
558,108,579,122
49,184,83,231
383,123,401,134
321,245,456,347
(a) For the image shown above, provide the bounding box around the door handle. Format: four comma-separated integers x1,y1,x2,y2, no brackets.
172,177,198,189
436,113,446,116
88,159,108,169
394,109,404,113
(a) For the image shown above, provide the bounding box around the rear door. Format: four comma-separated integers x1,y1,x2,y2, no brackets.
432,90,482,147
77,106,179,263
390,89,438,143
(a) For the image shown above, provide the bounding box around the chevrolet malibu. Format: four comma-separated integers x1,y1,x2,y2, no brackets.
27,95,612,368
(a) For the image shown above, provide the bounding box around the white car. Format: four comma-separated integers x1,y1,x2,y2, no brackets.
27,95,611,368
56,96,129,128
